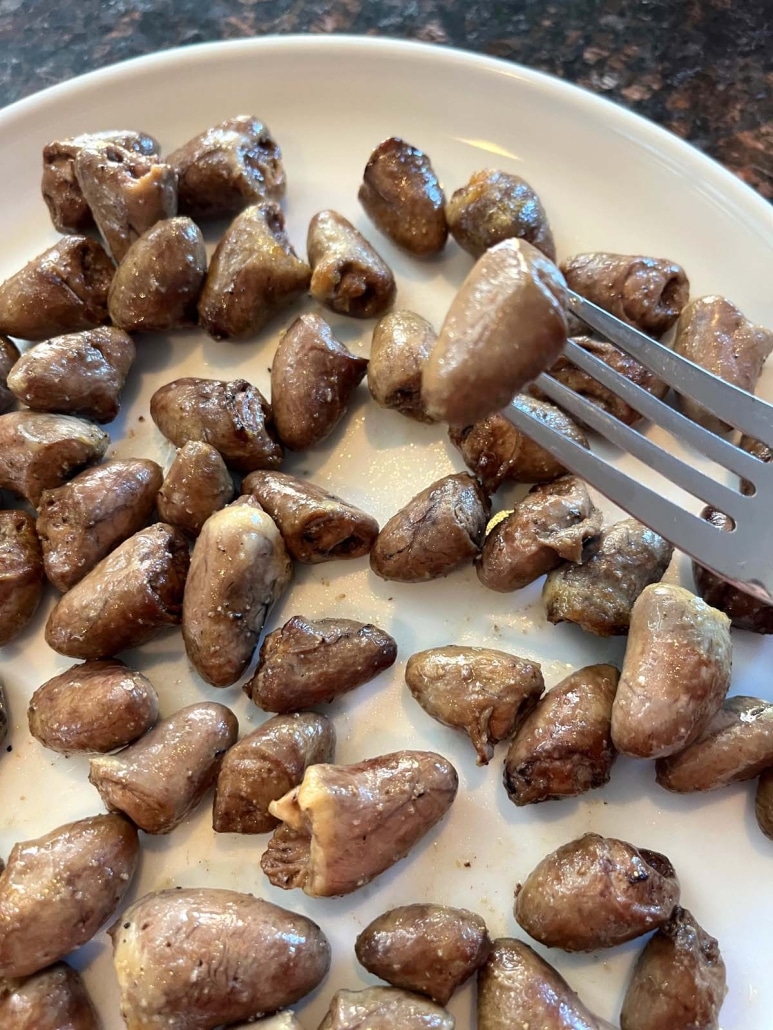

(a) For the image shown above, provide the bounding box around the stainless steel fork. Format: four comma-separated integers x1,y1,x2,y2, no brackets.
502,290,773,605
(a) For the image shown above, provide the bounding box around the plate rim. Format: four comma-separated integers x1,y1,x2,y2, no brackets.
2,33,770,232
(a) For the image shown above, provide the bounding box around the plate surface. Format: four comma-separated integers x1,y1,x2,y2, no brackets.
0,35,772,1029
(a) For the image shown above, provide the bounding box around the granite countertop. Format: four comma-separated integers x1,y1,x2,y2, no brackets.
0,0,769,199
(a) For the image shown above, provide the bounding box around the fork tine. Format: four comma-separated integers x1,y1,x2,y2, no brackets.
532,376,746,518
568,291,773,445
503,396,761,593
562,339,764,484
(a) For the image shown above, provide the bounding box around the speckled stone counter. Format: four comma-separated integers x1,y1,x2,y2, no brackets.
0,0,769,198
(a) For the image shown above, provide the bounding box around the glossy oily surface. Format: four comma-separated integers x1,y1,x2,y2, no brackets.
0,36,772,1030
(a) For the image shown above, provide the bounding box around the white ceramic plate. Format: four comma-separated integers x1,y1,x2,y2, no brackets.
0,35,771,1030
